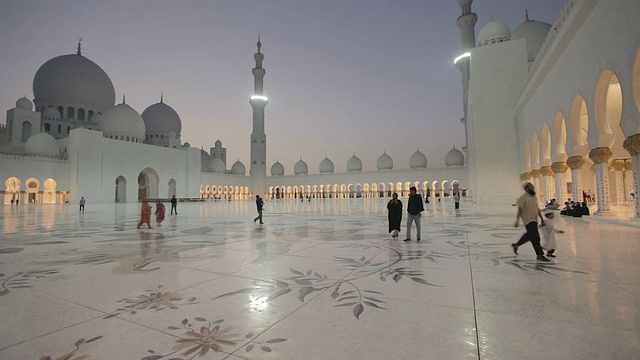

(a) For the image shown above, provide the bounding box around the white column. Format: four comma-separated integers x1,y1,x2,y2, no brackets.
623,134,640,219
611,159,626,207
567,156,585,203
589,147,614,215
531,170,542,204
552,162,569,203
624,159,634,206
540,166,554,204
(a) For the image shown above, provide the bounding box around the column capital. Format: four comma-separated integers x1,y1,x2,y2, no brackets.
567,156,585,170
531,169,542,178
611,159,626,171
520,172,532,181
551,161,569,173
540,166,554,177
588,147,613,164
624,158,633,171
623,134,640,156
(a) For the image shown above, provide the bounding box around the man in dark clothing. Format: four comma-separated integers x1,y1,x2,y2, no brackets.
170,195,178,215
404,186,424,242
254,195,264,224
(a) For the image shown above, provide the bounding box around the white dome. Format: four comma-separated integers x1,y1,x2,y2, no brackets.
209,158,226,173
511,20,552,62
90,112,102,123
200,150,210,169
445,146,465,167
347,154,362,172
478,20,510,47
24,132,59,157
271,161,285,176
215,140,222,147
100,103,145,141
231,160,246,175
410,149,428,169
294,158,308,175
376,152,393,171
319,156,334,174
33,54,115,111
182,142,191,147
42,107,61,120
141,101,182,138
16,97,33,111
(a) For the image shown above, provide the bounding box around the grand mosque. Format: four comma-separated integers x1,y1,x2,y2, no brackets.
1,0,639,220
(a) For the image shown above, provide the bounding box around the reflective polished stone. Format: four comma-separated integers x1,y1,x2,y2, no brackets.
0,199,638,359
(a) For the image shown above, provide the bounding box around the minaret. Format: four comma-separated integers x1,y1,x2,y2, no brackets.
249,35,268,197
456,0,477,150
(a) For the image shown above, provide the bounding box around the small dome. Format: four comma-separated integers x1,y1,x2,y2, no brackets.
141,101,182,138
231,160,246,175
209,158,225,173
16,97,33,111
42,107,61,120
410,149,428,169
445,146,465,167
271,160,285,176
478,20,510,47
377,152,393,171
347,154,362,172
24,132,59,157
511,19,552,61
294,158,308,175
319,156,334,174
33,54,115,111
100,102,145,141
215,140,222,147
182,142,191,147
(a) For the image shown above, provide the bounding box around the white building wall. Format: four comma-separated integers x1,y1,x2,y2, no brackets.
468,39,529,204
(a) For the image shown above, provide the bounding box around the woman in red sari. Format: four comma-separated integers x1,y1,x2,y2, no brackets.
155,199,166,226
137,198,153,229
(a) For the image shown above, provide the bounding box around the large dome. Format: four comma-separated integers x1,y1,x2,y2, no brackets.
294,158,308,175
319,156,334,174
410,149,428,169
271,160,285,176
478,20,510,47
511,19,552,61
24,132,59,157
209,158,226,173
42,107,61,121
377,152,393,171
33,54,115,111
445,146,465,167
347,154,362,172
230,160,246,175
141,100,182,138
100,102,145,141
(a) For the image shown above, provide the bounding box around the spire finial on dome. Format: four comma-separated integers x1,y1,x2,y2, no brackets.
76,37,82,55
257,33,262,53
122,94,126,104
524,8,530,22
160,92,164,103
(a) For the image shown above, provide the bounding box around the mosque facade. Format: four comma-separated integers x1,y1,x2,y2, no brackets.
1,0,639,221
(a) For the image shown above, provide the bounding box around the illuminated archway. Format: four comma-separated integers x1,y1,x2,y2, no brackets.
138,167,159,200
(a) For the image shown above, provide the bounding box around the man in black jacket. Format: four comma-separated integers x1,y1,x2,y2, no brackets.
254,195,264,224
404,186,424,242
170,195,178,215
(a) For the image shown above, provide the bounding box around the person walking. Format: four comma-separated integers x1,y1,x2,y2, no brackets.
155,199,166,226
425,187,431,204
254,195,264,224
540,208,564,258
454,191,460,210
170,195,178,215
79,197,86,212
137,198,153,229
387,192,403,239
512,182,549,262
404,186,424,242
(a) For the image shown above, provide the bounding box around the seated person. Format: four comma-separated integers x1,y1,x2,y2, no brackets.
571,202,583,217
560,201,573,216
580,202,590,216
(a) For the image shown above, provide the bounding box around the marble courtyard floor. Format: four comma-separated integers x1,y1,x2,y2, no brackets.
0,199,638,360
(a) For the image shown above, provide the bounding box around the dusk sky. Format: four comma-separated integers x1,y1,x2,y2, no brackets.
0,0,564,173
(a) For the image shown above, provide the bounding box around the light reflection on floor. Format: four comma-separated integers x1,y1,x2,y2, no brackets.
0,199,639,359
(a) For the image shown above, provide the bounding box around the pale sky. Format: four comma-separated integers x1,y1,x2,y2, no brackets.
0,0,564,173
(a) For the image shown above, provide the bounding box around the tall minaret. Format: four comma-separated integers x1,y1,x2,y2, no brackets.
250,35,268,197
456,0,477,150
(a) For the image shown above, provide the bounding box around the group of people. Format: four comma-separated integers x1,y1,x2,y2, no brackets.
137,195,178,229
560,200,590,217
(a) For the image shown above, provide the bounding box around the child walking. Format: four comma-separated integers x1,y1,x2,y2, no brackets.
540,209,564,257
